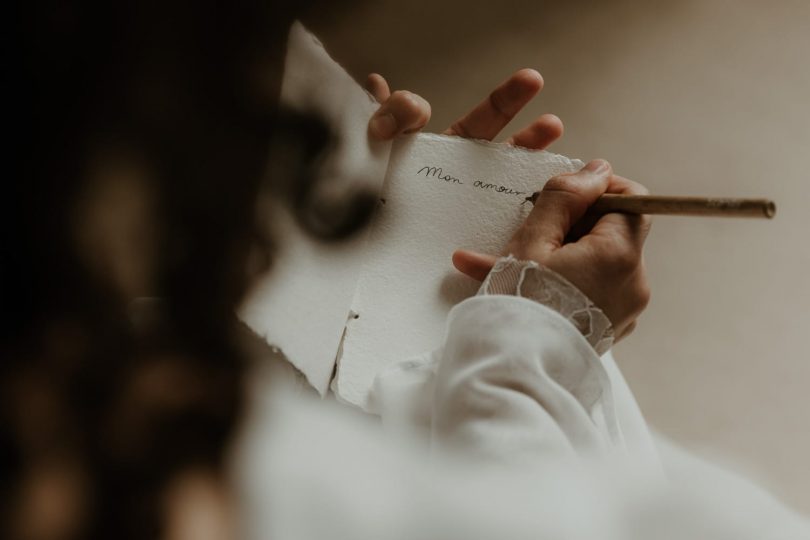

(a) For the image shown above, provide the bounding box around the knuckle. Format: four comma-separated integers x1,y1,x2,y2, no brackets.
449,120,471,138
635,279,652,311
606,244,641,274
543,173,579,194
640,214,653,232
506,225,554,259
391,90,426,118
639,215,653,242
614,251,638,273
488,90,510,119
626,214,652,246
621,262,651,318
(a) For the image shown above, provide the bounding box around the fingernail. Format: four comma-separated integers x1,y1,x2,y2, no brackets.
369,113,397,139
584,159,609,173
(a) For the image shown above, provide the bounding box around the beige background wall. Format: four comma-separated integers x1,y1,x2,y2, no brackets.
305,0,810,513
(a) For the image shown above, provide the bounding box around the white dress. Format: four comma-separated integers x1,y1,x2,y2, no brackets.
232,259,809,540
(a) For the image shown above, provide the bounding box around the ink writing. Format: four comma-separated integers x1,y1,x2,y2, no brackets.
415,165,526,198
417,166,463,184
472,180,526,197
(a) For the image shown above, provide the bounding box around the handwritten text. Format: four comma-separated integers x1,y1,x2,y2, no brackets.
472,180,526,196
417,166,463,184
415,165,526,198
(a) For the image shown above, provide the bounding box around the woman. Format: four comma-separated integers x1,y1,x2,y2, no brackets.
4,2,806,539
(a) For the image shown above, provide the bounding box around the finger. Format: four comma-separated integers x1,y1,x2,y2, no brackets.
523,159,612,248
365,73,391,102
444,68,543,141
452,249,498,282
368,90,432,140
590,175,652,249
507,114,564,150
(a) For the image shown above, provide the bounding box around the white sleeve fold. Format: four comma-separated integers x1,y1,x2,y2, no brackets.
431,295,622,462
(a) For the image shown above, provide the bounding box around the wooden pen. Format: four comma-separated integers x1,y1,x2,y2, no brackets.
524,193,777,219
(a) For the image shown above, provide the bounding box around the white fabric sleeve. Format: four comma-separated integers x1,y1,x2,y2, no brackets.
429,294,624,463
238,296,809,540
369,291,661,475
479,255,615,355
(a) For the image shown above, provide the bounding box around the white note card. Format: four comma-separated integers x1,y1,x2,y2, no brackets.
239,22,584,406
335,133,583,407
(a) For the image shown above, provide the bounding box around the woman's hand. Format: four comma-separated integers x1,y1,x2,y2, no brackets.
365,70,651,339
366,68,563,150
453,160,652,340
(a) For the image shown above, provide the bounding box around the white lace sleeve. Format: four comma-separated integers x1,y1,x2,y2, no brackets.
478,256,614,355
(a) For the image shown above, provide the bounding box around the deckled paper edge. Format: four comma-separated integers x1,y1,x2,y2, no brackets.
238,22,391,395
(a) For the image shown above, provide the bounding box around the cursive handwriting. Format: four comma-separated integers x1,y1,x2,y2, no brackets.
416,166,463,184
472,180,526,197
415,165,526,198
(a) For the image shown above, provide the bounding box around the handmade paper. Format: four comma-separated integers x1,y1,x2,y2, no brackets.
239,22,392,394
335,134,583,407
240,23,584,406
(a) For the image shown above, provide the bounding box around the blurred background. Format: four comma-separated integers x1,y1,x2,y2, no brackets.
305,0,810,513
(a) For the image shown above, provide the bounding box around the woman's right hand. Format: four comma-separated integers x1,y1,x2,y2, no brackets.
453,159,652,341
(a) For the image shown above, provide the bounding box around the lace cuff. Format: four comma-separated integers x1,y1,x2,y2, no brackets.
478,256,614,355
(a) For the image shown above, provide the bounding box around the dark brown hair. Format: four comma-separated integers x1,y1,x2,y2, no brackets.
2,1,359,538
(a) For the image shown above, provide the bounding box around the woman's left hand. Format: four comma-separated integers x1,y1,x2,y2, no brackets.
366,69,563,150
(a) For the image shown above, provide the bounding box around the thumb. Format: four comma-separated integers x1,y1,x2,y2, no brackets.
452,249,498,282
524,159,612,247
